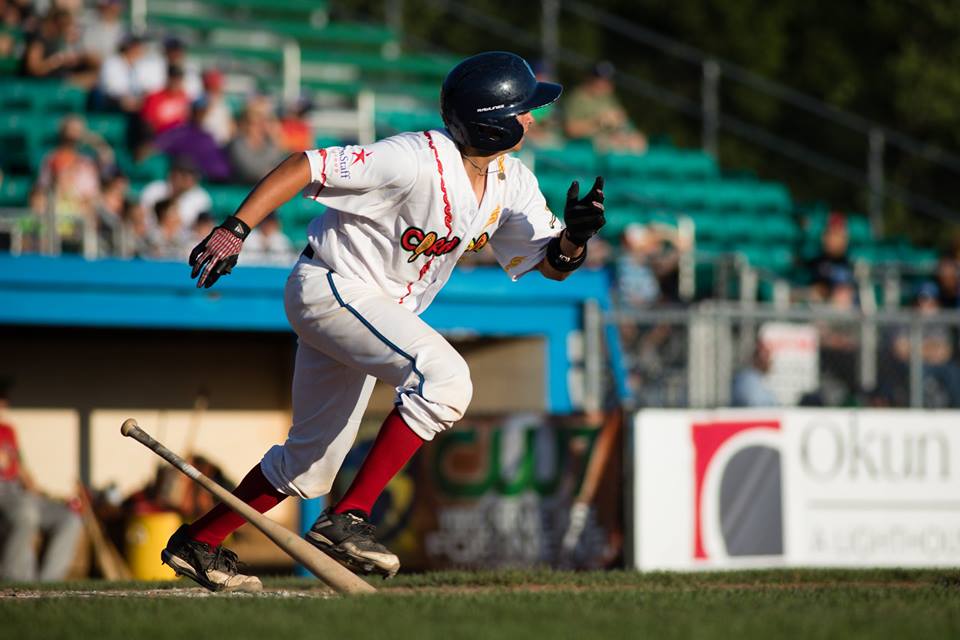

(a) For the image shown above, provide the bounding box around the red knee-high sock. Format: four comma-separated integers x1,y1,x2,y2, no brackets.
187,463,287,547
333,408,424,517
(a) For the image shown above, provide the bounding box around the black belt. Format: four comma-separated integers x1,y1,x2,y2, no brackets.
301,244,315,259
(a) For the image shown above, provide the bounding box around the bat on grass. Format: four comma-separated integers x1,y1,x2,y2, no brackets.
120,418,375,595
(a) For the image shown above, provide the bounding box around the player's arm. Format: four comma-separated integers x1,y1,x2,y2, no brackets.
537,177,605,281
189,153,312,288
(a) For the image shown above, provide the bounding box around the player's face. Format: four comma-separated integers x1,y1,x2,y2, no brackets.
510,111,535,152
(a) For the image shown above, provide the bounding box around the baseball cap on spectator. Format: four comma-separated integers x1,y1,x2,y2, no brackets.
916,281,940,302
119,34,146,52
826,211,847,232
202,69,224,92
170,155,199,176
164,36,186,52
591,61,616,79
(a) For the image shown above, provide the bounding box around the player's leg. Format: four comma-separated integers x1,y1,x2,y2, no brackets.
0,488,41,581
163,342,373,591
288,271,473,576
35,495,82,581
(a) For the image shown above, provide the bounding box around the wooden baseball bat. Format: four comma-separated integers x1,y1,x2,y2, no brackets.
120,418,375,595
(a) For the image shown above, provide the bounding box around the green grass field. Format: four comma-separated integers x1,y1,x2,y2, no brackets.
4,569,959,640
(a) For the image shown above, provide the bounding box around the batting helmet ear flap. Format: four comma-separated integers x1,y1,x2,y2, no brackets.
469,119,525,152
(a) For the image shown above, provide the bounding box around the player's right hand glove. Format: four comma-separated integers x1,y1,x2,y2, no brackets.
189,215,251,288
563,176,605,246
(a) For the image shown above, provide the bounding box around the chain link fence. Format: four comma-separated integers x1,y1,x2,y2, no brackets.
613,303,960,410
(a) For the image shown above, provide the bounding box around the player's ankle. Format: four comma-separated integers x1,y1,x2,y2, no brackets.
331,504,370,518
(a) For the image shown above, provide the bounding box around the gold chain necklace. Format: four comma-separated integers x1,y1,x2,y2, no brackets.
463,154,490,175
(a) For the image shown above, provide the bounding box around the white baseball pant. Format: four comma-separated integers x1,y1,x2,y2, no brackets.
260,258,473,499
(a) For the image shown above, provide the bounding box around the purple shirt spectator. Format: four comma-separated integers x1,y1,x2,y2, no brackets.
154,121,231,182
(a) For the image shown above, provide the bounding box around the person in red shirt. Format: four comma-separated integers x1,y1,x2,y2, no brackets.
0,379,82,582
141,65,191,137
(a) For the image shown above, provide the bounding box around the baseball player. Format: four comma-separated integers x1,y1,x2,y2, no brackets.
161,51,606,591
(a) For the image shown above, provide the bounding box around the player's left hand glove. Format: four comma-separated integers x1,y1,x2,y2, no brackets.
189,215,251,288
563,176,605,246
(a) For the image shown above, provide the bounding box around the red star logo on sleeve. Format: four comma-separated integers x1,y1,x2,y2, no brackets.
351,149,373,166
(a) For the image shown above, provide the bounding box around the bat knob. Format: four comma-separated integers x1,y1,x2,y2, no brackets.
120,418,139,437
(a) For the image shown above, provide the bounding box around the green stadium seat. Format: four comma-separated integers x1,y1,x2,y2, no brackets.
739,245,794,273
375,109,443,134
206,185,252,216
84,114,127,148
603,148,718,181
0,175,32,207
532,143,598,174
0,79,86,112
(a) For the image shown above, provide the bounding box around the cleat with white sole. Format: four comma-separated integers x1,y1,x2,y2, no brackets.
161,525,262,593
305,509,400,579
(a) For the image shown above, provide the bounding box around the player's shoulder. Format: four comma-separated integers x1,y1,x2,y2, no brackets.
499,154,542,195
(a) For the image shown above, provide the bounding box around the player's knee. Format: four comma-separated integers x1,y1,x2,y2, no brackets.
435,352,473,420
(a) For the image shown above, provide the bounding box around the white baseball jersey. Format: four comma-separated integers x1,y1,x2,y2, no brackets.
302,129,562,314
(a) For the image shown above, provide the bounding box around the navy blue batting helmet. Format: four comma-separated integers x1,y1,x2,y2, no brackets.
440,51,562,152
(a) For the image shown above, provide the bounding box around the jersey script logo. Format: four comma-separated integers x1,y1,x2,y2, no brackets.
401,226,462,263
466,232,489,252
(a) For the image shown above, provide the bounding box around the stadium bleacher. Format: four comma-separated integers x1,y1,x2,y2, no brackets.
0,0,941,302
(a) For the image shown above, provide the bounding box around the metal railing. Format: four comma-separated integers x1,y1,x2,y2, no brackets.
612,302,960,410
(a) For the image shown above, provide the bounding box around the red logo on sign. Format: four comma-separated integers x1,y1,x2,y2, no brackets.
351,149,373,166
400,226,461,263
692,420,781,559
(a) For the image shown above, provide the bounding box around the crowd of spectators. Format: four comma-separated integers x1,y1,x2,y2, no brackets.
3,0,305,263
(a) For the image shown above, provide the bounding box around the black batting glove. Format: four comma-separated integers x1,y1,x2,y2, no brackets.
189,215,251,288
563,176,605,247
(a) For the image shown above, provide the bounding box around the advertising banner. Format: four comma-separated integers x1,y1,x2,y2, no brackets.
633,409,960,570
338,413,624,571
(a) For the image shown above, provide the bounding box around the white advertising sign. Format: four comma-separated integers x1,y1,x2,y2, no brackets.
759,322,819,405
633,409,960,570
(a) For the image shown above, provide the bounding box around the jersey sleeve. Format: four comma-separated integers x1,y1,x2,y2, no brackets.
489,168,563,280
301,137,418,216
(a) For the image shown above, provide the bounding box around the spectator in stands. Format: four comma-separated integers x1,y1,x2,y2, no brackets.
186,211,214,250
146,196,187,259
935,254,960,309
564,61,647,153
31,115,112,247
140,65,191,137
121,199,150,256
0,379,82,582
816,270,861,405
228,105,286,184
161,36,202,99
80,0,123,64
278,96,314,153
524,61,565,148
20,8,86,81
139,156,212,228
94,171,128,254
805,212,853,302
886,283,960,407
243,212,294,265
93,33,148,113
732,341,779,407
616,222,690,306
199,69,234,146
153,99,231,182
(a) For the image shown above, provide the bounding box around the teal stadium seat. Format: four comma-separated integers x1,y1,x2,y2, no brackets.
0,175,32,207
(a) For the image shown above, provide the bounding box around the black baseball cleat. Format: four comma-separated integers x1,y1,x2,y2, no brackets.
161,525,263,592
305,508,400,579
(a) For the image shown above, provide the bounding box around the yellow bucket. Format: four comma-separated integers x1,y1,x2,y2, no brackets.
125,512,182,580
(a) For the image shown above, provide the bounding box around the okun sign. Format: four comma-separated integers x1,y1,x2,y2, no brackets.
632,410,960,570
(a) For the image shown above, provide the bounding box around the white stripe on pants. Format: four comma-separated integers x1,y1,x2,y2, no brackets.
260,260,473,499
